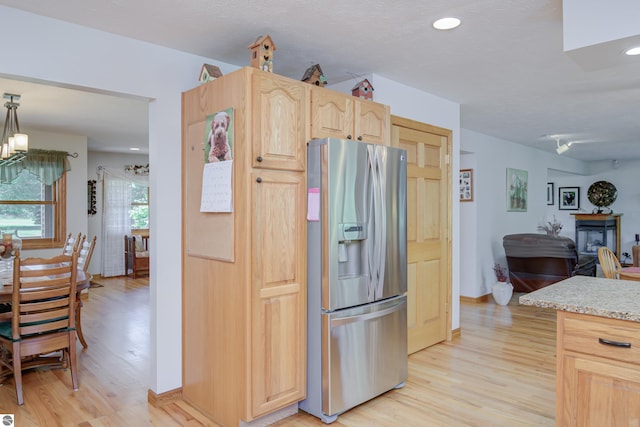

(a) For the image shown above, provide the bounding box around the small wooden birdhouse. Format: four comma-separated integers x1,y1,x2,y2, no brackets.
248,34,276,72
301,64,327,87
352,79,374,100
199,64,223,84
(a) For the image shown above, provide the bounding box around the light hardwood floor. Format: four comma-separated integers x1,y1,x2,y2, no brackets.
0,279,556,426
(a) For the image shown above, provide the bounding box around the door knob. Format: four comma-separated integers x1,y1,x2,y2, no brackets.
256,156,263,162
256,177,262,183
346,135,353,139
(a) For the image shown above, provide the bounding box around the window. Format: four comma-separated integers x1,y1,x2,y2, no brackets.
130,182,149,230
0,169,66,249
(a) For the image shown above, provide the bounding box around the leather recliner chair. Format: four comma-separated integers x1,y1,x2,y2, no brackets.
503,233,597,293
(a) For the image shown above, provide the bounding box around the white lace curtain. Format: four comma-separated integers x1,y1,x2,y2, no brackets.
99,167,149,277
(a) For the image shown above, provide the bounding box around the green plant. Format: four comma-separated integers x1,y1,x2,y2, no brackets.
538,215,563,236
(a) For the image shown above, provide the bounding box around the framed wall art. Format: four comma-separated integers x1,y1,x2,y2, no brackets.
546,182,554,205
559,187,580,210
506,168,528,212
460,169,473,202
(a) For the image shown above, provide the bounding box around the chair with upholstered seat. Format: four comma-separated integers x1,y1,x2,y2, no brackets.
124,235,149,278
0,251,79,405
598,246,622,279
503,233,597,292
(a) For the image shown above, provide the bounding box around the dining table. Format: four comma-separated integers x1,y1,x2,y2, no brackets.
620,266,640,282
0,263,91,348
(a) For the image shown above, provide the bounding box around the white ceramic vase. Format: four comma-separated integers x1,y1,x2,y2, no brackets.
492,281,513,306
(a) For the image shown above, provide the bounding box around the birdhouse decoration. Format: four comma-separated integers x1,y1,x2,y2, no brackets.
248,34,276,72
301,64,327,87
352,78,374,100
198,64,223,84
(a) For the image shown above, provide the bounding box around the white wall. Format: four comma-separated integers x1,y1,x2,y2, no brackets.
2,5,239,394
460,153,478,297
87,151,150,276
548,159,640,261
18,129,88,259
460,129,588,297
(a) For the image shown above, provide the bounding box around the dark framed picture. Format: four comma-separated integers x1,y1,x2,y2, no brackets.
546,182,554,205
559,187,580,210
460,169,473,202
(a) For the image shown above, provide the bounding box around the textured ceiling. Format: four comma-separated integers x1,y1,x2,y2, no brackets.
0,0,639,161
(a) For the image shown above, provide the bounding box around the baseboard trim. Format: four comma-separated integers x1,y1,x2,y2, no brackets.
460,294,490,304
148,388,183,407
451,327,461,338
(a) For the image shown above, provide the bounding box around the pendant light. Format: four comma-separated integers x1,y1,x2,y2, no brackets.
0,93,29,164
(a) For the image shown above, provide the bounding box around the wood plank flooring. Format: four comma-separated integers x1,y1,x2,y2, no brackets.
0,279,557,426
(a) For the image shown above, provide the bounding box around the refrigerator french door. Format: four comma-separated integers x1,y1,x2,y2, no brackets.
300,138,408,424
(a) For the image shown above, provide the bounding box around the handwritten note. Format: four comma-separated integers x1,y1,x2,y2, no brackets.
200,160,233,212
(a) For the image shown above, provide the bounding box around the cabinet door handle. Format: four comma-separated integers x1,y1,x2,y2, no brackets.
256,156,263,162
256,177,262,183
357,136,363,141
598,338,631,348
346,134,352,140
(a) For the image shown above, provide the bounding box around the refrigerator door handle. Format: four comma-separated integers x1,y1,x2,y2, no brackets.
374,147,387,299
329,303,404,327
366,145,378,301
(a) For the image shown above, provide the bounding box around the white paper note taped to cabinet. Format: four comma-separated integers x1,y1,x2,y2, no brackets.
200,160,233,212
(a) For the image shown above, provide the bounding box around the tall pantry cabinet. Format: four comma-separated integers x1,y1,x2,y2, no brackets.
182,67,308,426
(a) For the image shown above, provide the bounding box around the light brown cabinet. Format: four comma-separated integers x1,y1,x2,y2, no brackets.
182,67,307,426
251,71,309,171
251,170,306,415
557,311,640,426
310,86,390,144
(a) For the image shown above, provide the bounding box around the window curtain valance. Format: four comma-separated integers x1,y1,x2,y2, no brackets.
0,149,71,185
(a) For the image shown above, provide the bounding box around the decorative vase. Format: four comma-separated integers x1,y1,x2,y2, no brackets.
0,231,22,259
492,281,513,306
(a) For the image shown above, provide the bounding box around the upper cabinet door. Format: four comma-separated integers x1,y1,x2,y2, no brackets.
310,87,355,140
311,86,390,145
354,100,390,145
252,71,308,171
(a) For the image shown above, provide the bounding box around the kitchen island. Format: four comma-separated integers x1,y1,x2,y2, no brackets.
520,276,640,427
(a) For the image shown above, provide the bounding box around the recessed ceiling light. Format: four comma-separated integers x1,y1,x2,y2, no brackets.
625,46,640,56
129,147,140,151
433,17,461,30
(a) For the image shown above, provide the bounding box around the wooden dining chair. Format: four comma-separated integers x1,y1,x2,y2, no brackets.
0,251,79,405
75,235,97,349
124,235,149,278
598,246,622,279
78,235,97,273
62,232,83,256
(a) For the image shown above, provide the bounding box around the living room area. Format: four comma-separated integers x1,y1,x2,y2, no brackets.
460,128,640,301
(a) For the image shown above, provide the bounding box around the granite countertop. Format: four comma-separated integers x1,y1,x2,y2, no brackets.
519,276,640,322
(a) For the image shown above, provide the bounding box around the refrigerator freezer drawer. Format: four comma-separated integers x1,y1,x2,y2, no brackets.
322,295,408,417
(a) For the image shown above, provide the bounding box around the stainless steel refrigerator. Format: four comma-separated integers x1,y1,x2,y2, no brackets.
299,138,408,423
